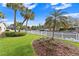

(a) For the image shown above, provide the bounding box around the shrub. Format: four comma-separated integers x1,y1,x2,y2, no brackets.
0,32,6,38
68,28,75,30
59,28,66,31
6,29,10,31
5,32,26,37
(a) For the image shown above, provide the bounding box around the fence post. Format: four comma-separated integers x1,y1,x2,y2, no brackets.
76,33,78,40
30,31,32,33
51,32,52,37
46,31,47,36
40,31,42,35
78,33,79,40
61,33,64,39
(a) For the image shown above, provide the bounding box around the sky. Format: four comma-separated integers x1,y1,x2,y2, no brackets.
0,3,79,26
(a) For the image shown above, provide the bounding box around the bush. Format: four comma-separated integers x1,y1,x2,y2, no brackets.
5,32,26,37
59,28,67,31
68,28,75,30
0,32,6,38
6,29,10,31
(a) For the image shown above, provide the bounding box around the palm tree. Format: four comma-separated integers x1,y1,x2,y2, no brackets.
0,12,5,23
44,16,54,31
20,8,35,31
59,16,69,29
45,9,69,38
0,12,5,19
6,3,23,32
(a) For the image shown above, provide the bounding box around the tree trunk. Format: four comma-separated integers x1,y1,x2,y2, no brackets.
18,29,20,32
18,27,21,32
25,19,28,32
49,28,51,31
22,18,26,25
14,10,17,32
18,18,27,32
52,15,56,38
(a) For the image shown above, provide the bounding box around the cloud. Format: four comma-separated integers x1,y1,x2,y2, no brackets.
6,21,13,25
2,3,37,9
23,3,37,9
43,3,58,9
51,3,59,5
0,18,13,25
56,3,72,10
64,13,79,18
1,3,6,7
0,19,7,22
51,3,72,10
28,4,37,9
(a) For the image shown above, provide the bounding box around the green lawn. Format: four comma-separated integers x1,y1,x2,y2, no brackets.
63,40,79,47
0,34,43,56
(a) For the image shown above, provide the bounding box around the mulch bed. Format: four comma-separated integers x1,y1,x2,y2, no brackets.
32,37,79,56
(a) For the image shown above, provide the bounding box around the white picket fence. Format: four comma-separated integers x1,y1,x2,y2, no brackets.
27,30,79,41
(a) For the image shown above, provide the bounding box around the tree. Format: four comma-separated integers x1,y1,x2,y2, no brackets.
6,3,23,32
31,26,37,30
38,24,44,30
0,12,5,20
16,22,23,32
0,11,5,27
44,16,54,31
45,9,68,37
8,24,14,30
56,16,68,29
20,8,35,31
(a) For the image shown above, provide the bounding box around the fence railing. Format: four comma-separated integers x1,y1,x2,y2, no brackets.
27,30,79,40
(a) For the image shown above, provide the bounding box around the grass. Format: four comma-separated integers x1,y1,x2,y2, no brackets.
63,40,79,47
0,33,43,56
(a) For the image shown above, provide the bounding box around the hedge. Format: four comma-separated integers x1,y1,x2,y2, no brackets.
5,32,26,37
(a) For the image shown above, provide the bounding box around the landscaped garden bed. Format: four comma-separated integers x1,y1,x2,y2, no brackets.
32,37,79,56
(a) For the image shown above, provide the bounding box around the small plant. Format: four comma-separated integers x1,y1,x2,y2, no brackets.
5,32,26,37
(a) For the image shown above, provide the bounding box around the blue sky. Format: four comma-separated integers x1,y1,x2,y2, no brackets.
0,3,79,26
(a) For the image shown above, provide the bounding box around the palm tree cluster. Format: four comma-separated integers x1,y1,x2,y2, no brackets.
6,3,23,32
6,3,35,32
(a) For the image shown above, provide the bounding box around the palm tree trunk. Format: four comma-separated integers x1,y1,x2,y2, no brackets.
18,29,20,32
52,17,56,38
26,19,28,32
22,18,26,25
18,27,21,32
49,27,51,31
14,10,17,32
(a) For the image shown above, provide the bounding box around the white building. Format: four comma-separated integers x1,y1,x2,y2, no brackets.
0,22,6,34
